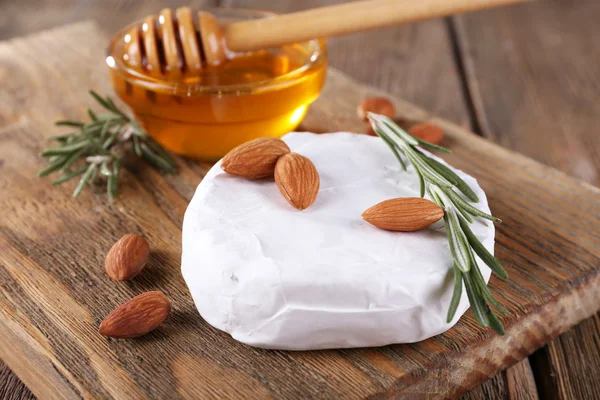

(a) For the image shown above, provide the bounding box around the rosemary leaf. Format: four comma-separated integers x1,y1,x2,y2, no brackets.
404,151,451,189
38,156,67,177
100,161,112,176
90,163,99,183
47,133,79,142
447,264,463,322
73,164,96,198
144,136,178,168
80,126,107,154
129,121,146,136
463,272,490,327
106,96,129,120
140,143,176,173
132,135,142,157
454,198,474,223
468,258,507,315
428,186,444,207
108,158,121,201
446,210,471,272
405,148,453,188
60,148,85,172
55,120,84,127
415,138,451,154
103,133,118,149
88,108,98,121
443,187,500,222
458,215,508,279
89,90,116,113
418,151,479,202
99,120,110,141
487,309,505,335
40,140,89,157
416,168,425,198
52,167,87,185
381,117,420,146
418,154,457,186
379,132,407,171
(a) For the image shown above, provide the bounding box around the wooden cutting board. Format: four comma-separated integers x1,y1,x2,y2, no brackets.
0,22,598,400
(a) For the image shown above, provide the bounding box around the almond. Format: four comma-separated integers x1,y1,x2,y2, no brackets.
99,291,171,338
362,198,444,232
274,152,320,210
105,234,150,281
408,123,445,145
357,97,395,122
221,137,290,179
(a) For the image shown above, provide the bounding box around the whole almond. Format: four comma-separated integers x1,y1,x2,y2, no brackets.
274,152,320,210
221,137,290,179
99,291,171,339
409,123,445,145
357,97,395,122
105,234,150,281
362,198,444,231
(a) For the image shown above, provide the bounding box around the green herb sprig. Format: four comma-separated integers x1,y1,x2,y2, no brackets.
39,91,177,200
368,113,508,335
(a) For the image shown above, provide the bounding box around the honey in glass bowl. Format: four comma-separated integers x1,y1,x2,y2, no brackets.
106,9,328,161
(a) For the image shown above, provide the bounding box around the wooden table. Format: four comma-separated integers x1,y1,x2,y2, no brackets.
0,0,598,399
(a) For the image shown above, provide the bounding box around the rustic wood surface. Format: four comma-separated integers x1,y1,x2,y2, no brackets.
452,0,600,398
1,20,599,399
0,0,598,398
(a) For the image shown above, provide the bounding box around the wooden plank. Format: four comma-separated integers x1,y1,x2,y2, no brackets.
452,0,600,397
452,0,600,186
2,0,475,397
461,358,539,400
529,314,600,400
0,0,220,40
0,362,33,400
1,21,599,400
0,0,530,397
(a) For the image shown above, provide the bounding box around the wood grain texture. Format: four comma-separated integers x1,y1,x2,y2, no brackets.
0,0,522,397
452,0,600,186
0,22,599,399
529,313,600,400
1,1,478,396
223,0,471,126
0,362,33,400
453,0,600,397
0,0,219,40
461,358,539,400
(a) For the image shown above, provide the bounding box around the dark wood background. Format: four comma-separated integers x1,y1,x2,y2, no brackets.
0,0,598,399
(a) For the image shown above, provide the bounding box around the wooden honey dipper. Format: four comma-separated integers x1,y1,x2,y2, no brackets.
121,0,529,78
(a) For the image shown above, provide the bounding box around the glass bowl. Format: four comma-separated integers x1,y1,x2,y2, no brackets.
106,8,328,161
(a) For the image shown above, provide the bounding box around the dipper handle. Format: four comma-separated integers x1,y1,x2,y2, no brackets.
225,0,531,52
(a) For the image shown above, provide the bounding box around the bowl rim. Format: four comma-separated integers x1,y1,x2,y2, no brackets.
106,8,327,96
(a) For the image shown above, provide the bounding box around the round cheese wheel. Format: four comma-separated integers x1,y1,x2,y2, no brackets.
182,132,494,350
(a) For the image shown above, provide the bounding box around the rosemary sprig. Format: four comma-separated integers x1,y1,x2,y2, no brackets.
39,91,177,200
368,113,508,335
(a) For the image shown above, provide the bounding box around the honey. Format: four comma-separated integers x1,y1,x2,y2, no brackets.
107,9,327,160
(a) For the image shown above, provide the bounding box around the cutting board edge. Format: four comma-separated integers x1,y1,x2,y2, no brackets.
1,264,598,399
382,268,600,398
1,21,599,400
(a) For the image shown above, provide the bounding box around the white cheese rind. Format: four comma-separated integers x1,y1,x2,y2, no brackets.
182,132,494,350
